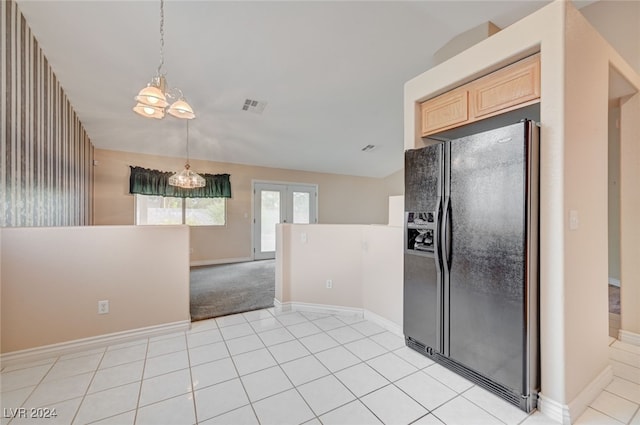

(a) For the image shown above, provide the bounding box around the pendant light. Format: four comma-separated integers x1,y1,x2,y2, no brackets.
133,0,195,120
169,120,205,188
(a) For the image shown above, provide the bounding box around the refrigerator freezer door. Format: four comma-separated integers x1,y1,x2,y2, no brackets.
446,121,529,393
404,252,441,352
405,144,443,212
404,143,444,353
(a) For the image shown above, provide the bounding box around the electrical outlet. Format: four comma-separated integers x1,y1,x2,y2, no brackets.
98,300,109,314
326,279,333,289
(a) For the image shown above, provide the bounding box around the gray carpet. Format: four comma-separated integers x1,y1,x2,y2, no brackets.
609,284,620,315
190,260,275,321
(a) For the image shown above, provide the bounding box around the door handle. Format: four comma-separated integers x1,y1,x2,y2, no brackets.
442,197,452,269
435,198,443,267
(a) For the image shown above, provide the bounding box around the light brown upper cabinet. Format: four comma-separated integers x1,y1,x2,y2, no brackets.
420,53,540,137
420,87,469,136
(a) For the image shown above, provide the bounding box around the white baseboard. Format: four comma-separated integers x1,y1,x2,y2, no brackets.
273,298,283,313
190,256,253,267
274,301,403,337
539,365,613,425
608,277,621,287
278,301,363,319
619,330,640,346
567,365,613,423
363,310,403,337
537,394,566,424
0,320,191,369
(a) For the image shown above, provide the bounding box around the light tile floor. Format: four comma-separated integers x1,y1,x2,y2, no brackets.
1,308,639,425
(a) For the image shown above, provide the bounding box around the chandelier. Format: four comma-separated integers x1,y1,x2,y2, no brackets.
169,120,205,188
133,0,195,120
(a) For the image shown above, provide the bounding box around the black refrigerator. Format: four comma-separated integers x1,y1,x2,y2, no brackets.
404,119,539,412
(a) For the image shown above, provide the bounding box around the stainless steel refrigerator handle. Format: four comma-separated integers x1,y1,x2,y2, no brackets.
442,197,452,268
434,198,443,266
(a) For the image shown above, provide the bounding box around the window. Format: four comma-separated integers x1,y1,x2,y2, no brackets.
185,198,226,225
136,195,225,226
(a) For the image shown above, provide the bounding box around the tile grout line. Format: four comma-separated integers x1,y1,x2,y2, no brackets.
271,332,331,423
68,347,108,425
8,309,638,425
456,385,523,425
591,387,640,425
259,308,322,425
280,313,391,424
183,330,199,425
3,356,60,425
196,309,640,425
131,337,150,425
219,312,264,425
299,314,478,425
244,310,350,423
602,386,640,407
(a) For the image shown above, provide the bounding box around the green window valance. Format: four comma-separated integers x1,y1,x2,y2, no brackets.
129,166,232,198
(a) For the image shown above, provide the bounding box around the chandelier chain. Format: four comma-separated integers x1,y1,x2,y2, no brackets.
157,0,165,76
134,0,194,120
186,119,190,164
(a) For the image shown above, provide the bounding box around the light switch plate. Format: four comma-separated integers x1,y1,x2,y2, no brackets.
569,210,579,230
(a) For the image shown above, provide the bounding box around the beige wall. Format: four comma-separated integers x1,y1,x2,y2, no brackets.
403,0,640,419
563,3,612,402
93,149,403,264
581,0,640,74
276,223,403,328
0,226,190,354
278,224,364,309
619,93,640,334
362,225,403,326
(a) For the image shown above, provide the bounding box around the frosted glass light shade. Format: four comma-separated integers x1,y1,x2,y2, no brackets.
167,99,195,119
133,102,165,119
135,84,169,108
168,164,205,188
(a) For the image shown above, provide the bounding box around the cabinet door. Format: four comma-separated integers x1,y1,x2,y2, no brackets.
470,53,540,119
420,88,468,137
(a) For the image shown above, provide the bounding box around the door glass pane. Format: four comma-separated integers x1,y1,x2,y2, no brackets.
292,192,310,224
261,191,280,252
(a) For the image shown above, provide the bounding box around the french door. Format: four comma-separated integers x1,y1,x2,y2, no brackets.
253,182,317,260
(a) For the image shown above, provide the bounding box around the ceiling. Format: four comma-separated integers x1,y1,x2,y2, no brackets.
15,0,584,178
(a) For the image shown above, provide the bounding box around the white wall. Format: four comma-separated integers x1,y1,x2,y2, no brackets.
362,225,403,327
0,226,191,354
283,224,365,309
276,223,404,329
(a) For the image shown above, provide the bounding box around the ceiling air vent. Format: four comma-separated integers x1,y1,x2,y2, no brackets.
361,144,376,152
242,99,267,114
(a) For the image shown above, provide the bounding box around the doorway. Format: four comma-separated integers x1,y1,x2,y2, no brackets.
253,182,318,260
608,103,621,338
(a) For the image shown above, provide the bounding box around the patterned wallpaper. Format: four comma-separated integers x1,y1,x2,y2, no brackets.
1,0,94,227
